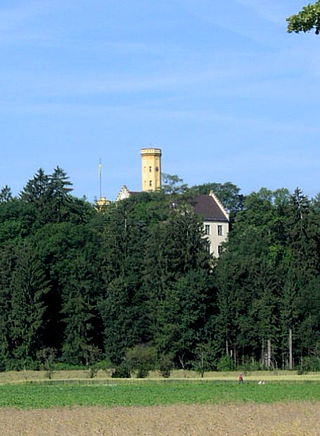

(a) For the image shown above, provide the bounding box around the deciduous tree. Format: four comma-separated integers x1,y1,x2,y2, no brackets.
287,1,320,34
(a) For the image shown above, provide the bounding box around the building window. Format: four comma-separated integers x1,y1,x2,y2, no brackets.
149,180,152,187
204,224,210,235
206,241,211,252
218,225,223,236
218,245,223,256
149,166,152,172
155,167,159,171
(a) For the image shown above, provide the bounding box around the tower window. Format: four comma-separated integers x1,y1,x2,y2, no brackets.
149,166,152,172
155,167,159,171
149,180,152,187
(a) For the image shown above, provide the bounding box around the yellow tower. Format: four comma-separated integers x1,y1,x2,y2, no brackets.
141,148,162,191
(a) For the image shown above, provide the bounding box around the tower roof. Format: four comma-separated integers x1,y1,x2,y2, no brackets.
140,148,162,156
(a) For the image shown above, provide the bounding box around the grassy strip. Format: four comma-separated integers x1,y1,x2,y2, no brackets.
0,382,320,409
2,370,320,384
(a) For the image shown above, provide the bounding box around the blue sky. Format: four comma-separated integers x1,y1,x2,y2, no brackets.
0,0,319,201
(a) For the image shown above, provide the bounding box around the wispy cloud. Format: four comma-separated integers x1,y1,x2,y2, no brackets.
172,0,273,46
0,65,257,98
0,0,79,46
0,1,52,31
234,0,290,25
0,98,318,140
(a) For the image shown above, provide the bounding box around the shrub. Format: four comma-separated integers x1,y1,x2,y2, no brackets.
216,355,235,371
298,356,320,373
159,355,173,378
83,345,102,378
111,362,131,378
126,344,156,378
0,358,6,372
237,358,261,372
53,362,86,370
6,358,38,371
37,348,56,379
193,344,213,378
94,359,113,370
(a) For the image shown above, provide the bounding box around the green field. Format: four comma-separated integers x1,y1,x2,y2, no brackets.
0,382,320,409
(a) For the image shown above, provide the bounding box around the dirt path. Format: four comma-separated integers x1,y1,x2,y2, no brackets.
0,402,319,435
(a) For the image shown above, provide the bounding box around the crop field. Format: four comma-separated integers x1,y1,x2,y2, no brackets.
0,382,320,408
1,402,320,435
0,379,320,435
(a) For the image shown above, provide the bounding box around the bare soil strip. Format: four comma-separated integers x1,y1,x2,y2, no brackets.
0,402,319,436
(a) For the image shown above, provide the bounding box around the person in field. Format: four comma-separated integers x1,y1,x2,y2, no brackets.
239,373,244,384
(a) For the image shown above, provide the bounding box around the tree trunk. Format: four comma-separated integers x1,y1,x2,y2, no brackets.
289,328,293,370
261,340,265,367
267,338,271,369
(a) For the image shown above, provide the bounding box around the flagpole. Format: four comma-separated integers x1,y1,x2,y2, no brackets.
98,158,102,199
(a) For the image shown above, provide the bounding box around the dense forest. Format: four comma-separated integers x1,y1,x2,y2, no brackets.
0,168,320,373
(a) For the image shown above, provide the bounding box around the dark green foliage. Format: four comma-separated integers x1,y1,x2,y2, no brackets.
193,344,212,377
0,244,14,367
153,269,214,367
287,1,320,34
126,344,157,378
0,200,38,243
37,348,56,379
83,345,102,378
60,254,97,365
216,355,235,371
0,185,13,202
111,362,131,378
99,193,171,363
9,243,49,366
1,167,320,371
99,276,141,364
161,173,189,195
214,187,320,369
159,354,173,377
20,167,94,225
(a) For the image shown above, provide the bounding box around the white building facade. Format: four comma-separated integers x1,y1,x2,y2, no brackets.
194,191,229,257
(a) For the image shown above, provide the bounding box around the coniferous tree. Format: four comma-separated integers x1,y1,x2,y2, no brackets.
48,166,73,222
0,244,16,369
144,205,214,366
99,196,155,363
8,242,49,367
61,252,101,364
0,185,13,202
20,169,50,222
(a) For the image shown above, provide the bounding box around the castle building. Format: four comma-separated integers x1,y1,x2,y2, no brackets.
141,148,162,192
116,147,161,201
116,147,229,257
193,192,229,257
